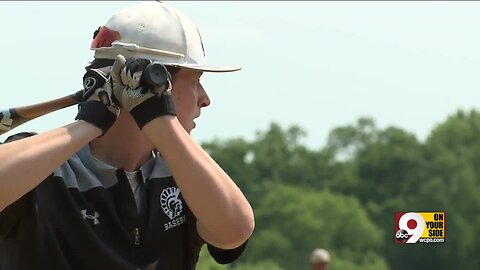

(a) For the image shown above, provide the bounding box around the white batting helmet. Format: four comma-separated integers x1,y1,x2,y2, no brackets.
90,1,240,72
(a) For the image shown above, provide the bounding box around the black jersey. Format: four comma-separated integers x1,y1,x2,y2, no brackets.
0,142,246,270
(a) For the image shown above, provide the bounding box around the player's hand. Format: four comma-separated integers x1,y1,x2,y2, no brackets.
110,54,176,129
75,68,120,135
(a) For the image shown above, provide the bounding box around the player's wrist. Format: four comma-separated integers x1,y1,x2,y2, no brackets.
130,93,176,129
75,100,117,135
74,119,104,138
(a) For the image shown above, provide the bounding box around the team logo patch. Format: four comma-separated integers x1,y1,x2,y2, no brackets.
160,187,183,220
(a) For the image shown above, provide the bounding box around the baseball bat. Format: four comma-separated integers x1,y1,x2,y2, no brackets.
0,62,169,136
0,91,83,136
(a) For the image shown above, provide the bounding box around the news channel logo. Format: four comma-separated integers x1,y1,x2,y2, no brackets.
394,212,446,244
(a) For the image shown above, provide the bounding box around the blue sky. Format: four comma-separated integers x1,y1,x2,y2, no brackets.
1,1,480,149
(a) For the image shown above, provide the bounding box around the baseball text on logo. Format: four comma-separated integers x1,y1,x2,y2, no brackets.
164,215,186,231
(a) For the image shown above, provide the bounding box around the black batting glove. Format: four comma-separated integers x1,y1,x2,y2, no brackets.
75,67,120,135
110,55,176,129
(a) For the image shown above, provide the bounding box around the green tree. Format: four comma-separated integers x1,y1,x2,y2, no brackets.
196,246,228,270
233,261,284,270
200,111,480,269
242,184,387,270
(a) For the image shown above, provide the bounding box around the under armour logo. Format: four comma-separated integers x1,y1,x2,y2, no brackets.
80,209,100,225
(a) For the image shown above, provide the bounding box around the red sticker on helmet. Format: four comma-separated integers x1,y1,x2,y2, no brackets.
90,26,121,49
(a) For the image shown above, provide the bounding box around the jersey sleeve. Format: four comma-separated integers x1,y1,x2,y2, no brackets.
207,239,249,264
184,207,249,266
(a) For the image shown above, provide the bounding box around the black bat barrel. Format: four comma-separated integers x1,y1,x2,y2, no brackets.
142,62,169,87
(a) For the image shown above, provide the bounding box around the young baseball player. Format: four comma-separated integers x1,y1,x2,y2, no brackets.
0,1,254,269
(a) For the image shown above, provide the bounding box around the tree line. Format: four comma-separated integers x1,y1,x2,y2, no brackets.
196,109,480,270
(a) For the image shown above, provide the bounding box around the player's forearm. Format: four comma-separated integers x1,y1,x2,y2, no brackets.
143,116,255,248
0,121,101,211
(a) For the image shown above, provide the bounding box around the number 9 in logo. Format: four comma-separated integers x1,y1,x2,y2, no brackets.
398,212,425,243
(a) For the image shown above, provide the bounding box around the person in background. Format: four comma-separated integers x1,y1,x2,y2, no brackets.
310,248,331,270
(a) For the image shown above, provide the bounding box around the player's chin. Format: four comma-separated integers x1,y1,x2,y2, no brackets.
183,120,195,134
177,116,195,133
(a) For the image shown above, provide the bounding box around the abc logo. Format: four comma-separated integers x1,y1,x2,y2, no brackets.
395,229,410,243
396,212,425,244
